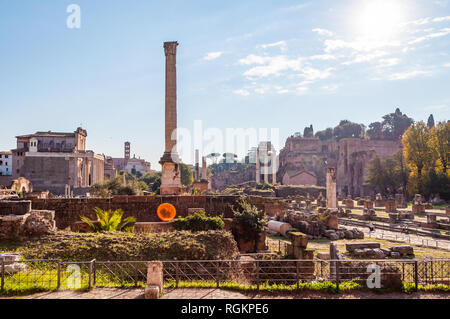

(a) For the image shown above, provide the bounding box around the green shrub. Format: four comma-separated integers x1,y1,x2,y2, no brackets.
170,211,225,232
231,197,267,241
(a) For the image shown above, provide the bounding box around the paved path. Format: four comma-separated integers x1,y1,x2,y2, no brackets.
2,288,448,299
2,288,248,299
345,224,450,250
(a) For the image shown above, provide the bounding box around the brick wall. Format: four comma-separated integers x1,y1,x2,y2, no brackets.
24,195,286,229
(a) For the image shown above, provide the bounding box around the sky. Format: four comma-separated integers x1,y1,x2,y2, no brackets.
0,0,449,168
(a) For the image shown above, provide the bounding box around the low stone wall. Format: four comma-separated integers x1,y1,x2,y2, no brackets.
0,200,32,216
17,195,284,230
275,185,326,198
134,222,174,233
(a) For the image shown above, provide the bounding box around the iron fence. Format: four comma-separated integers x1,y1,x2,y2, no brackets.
1,257,449,294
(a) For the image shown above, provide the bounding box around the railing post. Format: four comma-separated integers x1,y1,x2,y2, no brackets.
1,257,4,293
296,260,299,290
414,260,418,291
175,262,179,288
57,260,61,290
88,259,96,289
335,260,340,292
93,259,97,286
216,261,220,288
134,263,138,287
256,260,260,291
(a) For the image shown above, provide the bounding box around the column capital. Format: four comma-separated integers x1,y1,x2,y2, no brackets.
164,41,178,56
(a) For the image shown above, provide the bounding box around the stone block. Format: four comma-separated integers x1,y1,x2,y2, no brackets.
144,286,160,299
290,232,308,248
390,245,414,256
316,252,330,260
346,242,380,252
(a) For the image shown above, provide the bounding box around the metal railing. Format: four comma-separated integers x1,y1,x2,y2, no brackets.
1,258,449,294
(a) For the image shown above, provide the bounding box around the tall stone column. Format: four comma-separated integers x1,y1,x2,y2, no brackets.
263,150,269,184
201,156,207,181
255,148,260,184
159,41,182,195
326,167,337,209
195,149,199,181
271,150,277,184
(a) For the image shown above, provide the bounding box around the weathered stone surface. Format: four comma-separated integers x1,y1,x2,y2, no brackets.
316,252,330,260
134,222,174,233
22,211,56,237
144,286,160,299
289,232,308,248
346,242,381,252
0,200,31,216
390,245,414,256
147,261,163,289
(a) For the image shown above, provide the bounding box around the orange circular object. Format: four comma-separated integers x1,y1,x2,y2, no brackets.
157,203,177,222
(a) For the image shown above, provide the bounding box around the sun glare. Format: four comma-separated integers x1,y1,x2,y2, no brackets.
355,1,405,40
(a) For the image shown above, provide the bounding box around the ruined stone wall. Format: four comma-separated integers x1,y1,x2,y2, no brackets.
22,195,285,230
210,166,255,190
278,137,402,197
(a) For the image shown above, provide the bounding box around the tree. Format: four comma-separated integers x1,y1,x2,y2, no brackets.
429,121,449,174
381,108,414,140
139,171,162,192
180,163,193,186
427,114,435,128
365,151,410,196
333,120,364,140
402,122,433,194
206,153,221,164
367,122,384,140
315,127,333,141
303,125,314,138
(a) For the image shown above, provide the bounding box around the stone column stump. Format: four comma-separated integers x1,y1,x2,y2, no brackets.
144,261,163,299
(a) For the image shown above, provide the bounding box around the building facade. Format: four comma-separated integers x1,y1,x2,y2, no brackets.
0,152,12,176
111,142,151,176
11,127,104,195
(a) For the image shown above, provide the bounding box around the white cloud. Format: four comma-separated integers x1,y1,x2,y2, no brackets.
342,51,388,65
308,54,337,61
409,27,450,44
444,63,450,67
259,41,287,51
388,70,431,81
204,52,223,61
377,58,401,68
242,56,303,78
312,28,334,37
238,54,272,65
233,89,250,96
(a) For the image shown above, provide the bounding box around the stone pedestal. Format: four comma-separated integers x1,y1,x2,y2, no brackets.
327,209,339,229
344,198,354,209
412,204,426,214
385,200,397,213
159,161,182,195
364,200,374,209
145,261,163,299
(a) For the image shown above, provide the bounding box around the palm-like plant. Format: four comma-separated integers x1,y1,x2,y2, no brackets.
80,207,136,232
